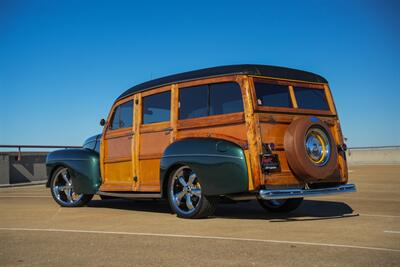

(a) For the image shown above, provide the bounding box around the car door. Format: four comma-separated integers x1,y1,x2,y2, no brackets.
100,98,135,191
137,87,172,192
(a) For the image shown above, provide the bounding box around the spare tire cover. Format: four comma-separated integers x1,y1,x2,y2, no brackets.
284,117,338,180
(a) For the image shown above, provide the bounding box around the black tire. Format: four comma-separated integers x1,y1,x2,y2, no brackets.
99,195,117,200
257,198,303,212
167,166,217,219
50,166,93,207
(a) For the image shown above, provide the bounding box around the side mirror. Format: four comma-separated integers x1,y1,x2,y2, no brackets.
100,119,106,126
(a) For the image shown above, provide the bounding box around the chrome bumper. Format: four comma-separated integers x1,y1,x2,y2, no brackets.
259,184,356,200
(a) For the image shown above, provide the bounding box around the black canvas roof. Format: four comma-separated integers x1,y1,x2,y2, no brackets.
117,64,328,101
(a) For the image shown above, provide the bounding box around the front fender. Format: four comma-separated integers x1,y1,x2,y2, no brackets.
160,138,248,196
46,148,101,194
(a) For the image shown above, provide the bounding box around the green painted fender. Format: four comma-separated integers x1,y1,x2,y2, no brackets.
160,138,249,196
46,148,101,194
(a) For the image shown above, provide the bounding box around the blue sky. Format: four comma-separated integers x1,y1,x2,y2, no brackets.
0,0,399,147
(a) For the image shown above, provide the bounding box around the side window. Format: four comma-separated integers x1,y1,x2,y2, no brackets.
294,87,330,110
109,100,133,130
254,82,292,108
179,85,208,120
143,91,171,124
179,82,243,120
209,83,243,115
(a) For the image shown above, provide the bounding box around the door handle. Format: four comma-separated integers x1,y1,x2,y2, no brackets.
164,127,173,135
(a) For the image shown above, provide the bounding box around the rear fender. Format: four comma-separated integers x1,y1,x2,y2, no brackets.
160,138,248,196
46,149,101,194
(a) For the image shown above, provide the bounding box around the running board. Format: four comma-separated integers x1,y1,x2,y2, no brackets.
97,191,162,199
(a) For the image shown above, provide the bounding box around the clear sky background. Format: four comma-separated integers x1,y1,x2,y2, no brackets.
0,0,399,147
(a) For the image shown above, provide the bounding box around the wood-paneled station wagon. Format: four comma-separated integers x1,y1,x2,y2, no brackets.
46,64,356,218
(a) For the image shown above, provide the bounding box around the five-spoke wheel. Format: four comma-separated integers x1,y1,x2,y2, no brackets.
167,166,217,219
50,167,93,207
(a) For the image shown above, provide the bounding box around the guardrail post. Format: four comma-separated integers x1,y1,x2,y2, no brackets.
0,154,10,185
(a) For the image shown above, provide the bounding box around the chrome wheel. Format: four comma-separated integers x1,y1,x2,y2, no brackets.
51,167,83,205
305,127,331,166
169,166,202,215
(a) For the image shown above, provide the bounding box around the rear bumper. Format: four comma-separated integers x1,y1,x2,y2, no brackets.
259,184,356,200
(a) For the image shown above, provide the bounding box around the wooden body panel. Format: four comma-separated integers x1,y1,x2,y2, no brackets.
100,96,135,192
101,161,132,191
99,72,347,193
137,86,172,192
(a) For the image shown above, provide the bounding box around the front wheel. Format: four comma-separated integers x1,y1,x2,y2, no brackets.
257,198,303,212
167,166,217,219
50,167,93,207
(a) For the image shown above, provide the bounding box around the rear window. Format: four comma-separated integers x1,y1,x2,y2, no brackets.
254,82,292,108
179,82,243,120
143,91,171,124
294,87,330,110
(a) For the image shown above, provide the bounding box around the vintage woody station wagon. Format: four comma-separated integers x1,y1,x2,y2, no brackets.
46,64,356,218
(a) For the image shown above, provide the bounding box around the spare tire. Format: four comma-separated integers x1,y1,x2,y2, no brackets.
284,117,338,180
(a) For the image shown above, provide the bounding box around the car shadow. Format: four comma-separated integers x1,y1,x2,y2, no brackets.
214,200,356,221
87,198,356,221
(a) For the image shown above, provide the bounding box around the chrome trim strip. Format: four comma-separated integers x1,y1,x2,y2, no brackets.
162,154,243,160
259,184,356,200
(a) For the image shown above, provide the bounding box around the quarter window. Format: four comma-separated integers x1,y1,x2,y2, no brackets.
294,87,330,110
110,100,133,129
254,82,292,108
143,91,171,124
179,82,243,120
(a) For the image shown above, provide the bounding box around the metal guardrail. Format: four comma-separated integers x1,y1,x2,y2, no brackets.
0,145,81,161
0,145,81,149
348,146,400,150
0,145,82,186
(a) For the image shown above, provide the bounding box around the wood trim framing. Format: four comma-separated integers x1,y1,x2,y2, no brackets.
323,84,337,115
132,93,142,191
239,75,262,189
98,72,344,193
170,84,179,143
140,85,171,97
178,75,237,89
250,75,327,86
177,112,245,130
288,85,298,108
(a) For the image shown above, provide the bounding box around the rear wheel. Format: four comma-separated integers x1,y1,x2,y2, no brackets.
257,198,303,212
50,167,93,207
167,166,217,219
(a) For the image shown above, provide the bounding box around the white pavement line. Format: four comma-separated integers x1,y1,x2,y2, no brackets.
360,214,400,219
0,227,399,253
0,196,51,198
384,231,400,234
0,193,49,195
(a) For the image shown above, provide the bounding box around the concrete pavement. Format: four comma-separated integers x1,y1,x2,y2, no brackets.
0,165,399,266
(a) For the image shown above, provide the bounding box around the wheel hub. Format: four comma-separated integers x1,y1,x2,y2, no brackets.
170,166,202,215
305,127,331,166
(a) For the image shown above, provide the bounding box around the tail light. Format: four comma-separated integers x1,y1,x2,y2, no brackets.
337,143,347,152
